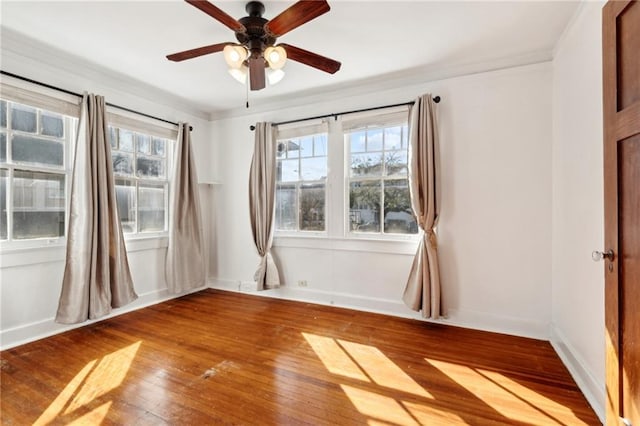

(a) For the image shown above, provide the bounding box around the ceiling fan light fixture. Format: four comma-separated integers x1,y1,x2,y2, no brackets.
223,44,248,69
267,68,285,86
265,45,287,70
228,66,248,85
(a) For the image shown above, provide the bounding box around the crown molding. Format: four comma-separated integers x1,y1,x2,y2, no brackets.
209,49,553,121
0,27,210,121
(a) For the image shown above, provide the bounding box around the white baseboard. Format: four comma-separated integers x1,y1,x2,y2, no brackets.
0,285,205,351
550,323,605,423
208,279,550,340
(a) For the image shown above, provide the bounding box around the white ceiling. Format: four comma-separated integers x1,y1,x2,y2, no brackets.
1,1,579,117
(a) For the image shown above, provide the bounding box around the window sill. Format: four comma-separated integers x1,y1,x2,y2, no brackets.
0,235,169,268
273,235,419,255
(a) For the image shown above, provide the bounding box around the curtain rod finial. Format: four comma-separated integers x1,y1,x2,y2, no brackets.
250,125,256,131
433,96,441,103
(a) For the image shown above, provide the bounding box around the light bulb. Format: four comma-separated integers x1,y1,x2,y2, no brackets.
267,69,285,85
228,66,248,85
264,46,287,70
224,45,248,69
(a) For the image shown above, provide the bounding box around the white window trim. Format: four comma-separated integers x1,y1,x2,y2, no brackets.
0,97,75,250
273,108,421,246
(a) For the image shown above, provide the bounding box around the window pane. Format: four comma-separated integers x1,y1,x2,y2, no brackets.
367,128,383,151
118,129,134,151
137,134,151,154
12,170,65,239
12,135,64,167
138,183,166,232
383,179,417,234
299,137,313,158
113,152,134,175
300,183,325,231
300,157,327,181
384,150,408,176
11,104,37,133
0,169,7,240
277,159,298,182
275,184,297,230
350,153,383,177
286,140,300,158
115,179,136,233
0,100,7,128
152,137,166,156
314,135,328,156
136,155,165,178
40,112,64,138
108,126,117,149
384,126,403,150
349,180,381,232
0,133,6,163
349,131,366,153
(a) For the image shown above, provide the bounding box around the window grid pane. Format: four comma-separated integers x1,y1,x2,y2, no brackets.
1,99,72,243
347,120,417,235
110,125,171,236
275,132,327,232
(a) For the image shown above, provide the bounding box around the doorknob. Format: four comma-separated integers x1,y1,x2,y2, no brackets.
592,249,615,261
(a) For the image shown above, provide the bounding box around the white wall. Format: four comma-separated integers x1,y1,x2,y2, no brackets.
210,62,553,340
550,2,605,421
0,34,213,349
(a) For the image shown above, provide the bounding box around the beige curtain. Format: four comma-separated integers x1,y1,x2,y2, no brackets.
402,94,442,319
56,93,137,324
165,123,205,293
249,122,281,290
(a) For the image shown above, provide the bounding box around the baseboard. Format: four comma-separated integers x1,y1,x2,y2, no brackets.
0,285,206,351
208,279,549,340
550,323,605,423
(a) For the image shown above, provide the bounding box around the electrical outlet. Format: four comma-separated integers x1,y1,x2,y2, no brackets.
297,280,308,287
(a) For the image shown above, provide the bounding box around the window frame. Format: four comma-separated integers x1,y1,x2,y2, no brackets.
0,98,75,248
275,121,329,236
108,125,173,239
273,107,420,243
344,120,418,239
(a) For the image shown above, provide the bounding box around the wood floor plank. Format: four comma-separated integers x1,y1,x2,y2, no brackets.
1,289,599,425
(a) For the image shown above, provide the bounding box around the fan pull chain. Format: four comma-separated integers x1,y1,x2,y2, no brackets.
246,78,250,109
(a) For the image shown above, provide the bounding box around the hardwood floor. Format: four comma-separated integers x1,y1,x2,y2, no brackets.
1,289,599,425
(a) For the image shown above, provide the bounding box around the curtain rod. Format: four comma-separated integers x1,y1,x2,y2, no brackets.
0,70,193,131
249,96,440,131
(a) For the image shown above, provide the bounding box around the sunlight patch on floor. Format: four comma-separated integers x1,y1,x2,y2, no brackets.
302,333,370,382
340,384,420,426
426,358,590,426
66,401,112,426
33,341,141,425
338,339,432,399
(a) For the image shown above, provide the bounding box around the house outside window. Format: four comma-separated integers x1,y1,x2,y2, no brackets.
275,121,328,233
108,126,171,235
0,99,74,242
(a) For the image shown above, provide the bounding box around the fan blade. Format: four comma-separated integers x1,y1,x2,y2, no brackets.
249,57,266,90
185,0,246,33
265,0,330,37
279,43,341,74
167,43,230,62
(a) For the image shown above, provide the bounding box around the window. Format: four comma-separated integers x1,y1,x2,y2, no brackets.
346,122,417,235
275,124,328,232
108,126,171,234
0,99,73,242
272,107,418,241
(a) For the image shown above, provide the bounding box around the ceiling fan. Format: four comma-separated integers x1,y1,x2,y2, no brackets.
167,0,341,91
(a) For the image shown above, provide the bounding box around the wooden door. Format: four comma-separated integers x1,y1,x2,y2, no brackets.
603,1,640,425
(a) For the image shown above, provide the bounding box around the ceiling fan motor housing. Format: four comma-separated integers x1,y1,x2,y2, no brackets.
236,1,275,60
